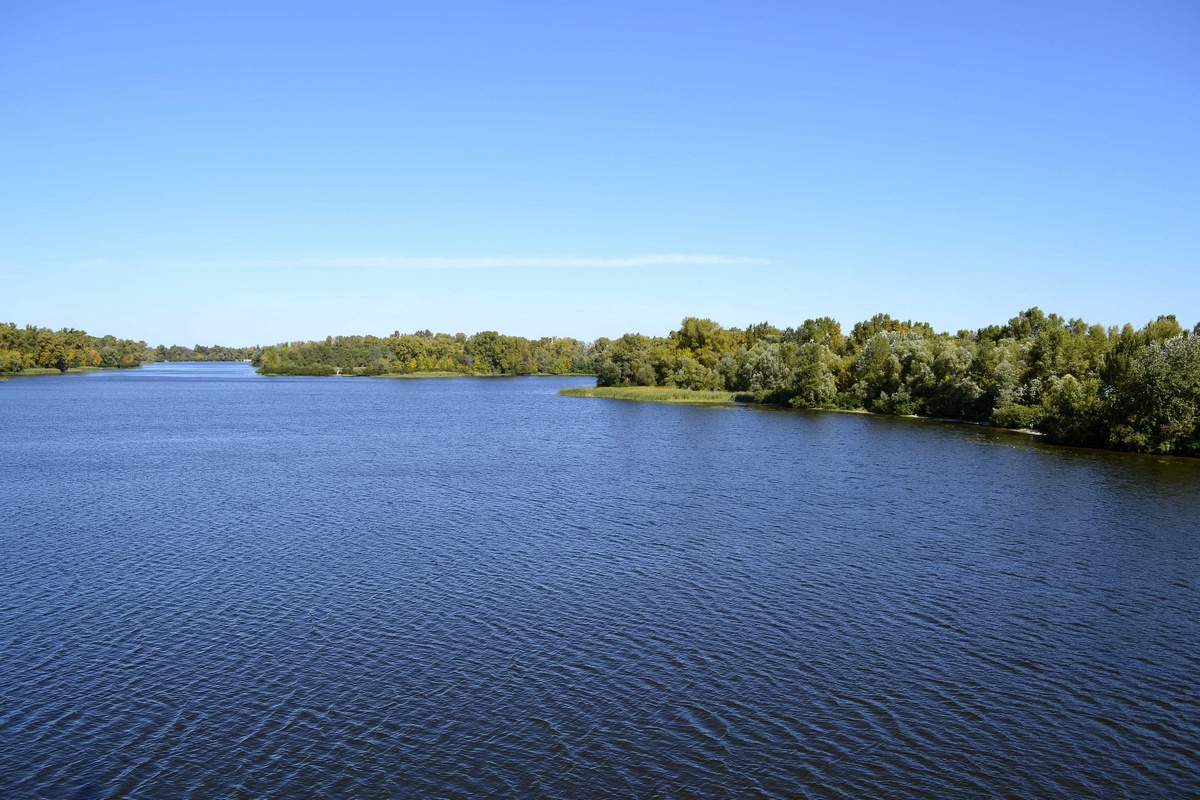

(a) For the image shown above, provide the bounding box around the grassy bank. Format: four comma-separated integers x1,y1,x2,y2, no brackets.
2,365,110,377
558,386,749,404
13,367,66,376
559,384,1050,442
377,370,468,378
380,371,595,379
261,369,598,378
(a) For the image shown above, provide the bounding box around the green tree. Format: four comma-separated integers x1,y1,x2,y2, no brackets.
789,343,837,407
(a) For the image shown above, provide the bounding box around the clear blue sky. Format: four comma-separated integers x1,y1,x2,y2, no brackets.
2,0,1197,345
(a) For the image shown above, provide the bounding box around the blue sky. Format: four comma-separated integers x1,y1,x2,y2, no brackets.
2,0,1197,345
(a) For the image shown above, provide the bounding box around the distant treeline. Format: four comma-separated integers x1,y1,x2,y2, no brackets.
154,344,260,362
591,310,1200,456
8,313,1199,456
257,330,595,376
0,322,256,374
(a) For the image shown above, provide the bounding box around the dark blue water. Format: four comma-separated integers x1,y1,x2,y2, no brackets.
2,363,1198,799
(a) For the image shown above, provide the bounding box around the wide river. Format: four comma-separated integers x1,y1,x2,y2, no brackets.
2,362,1197,798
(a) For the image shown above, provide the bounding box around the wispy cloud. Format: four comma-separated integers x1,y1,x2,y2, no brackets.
223,254,768,270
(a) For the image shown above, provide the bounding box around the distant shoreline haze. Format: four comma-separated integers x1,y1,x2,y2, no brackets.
4,309,1198,456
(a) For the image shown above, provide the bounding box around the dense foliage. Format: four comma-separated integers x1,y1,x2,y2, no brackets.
591,310,1200,456
256,330,595,377
0,322,152,373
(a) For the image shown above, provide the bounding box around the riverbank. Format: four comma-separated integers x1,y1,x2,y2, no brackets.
260,369,596,378
558,386,751,404
380,371,595,379
1,365,111,379
558,385,1048,438
376,371,468,378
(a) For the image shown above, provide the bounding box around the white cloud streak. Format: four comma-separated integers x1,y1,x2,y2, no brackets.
223,254,768,270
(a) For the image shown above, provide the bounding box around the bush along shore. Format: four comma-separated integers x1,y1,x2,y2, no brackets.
572,310,1200,457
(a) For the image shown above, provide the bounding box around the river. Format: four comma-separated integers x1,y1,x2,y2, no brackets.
2,362,1197,798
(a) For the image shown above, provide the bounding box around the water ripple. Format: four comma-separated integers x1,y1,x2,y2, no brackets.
1,364,1198,798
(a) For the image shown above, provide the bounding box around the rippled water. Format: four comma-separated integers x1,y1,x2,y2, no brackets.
2,362,1198,799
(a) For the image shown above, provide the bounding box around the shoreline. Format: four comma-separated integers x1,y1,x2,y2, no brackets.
1,365,113,378
557,386,747,405
260,370,596,379
559,387,1200,461
557,385,1050,436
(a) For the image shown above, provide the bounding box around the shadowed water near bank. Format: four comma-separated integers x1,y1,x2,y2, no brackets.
558,385,748,404
560,384,1062,444
2,363,1197,799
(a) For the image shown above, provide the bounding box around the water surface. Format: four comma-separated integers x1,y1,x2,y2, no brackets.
2,363,1197,798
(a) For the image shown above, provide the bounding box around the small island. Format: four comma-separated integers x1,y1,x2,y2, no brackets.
254,330,595,377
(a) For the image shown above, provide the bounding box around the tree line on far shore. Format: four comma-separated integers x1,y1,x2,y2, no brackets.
256,330,594,376
6,311,1198,457
1,323,151,372
590,309,1200,456
153,344,260,362
1,321,588,377
0,322,258,373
